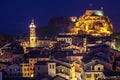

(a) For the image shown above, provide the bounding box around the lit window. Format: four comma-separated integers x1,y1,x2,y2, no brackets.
14,69,17,71
86,74,91,78
9,73,12,76
61,69,64,72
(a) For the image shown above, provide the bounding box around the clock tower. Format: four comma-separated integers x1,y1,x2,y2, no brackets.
29,19,37,47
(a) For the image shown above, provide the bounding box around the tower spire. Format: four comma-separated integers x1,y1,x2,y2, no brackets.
32,19,34,23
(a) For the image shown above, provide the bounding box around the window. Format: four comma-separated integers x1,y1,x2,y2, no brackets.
94,74,98,78
10,69,12,72
30,68,33,70
14,68,17,71
62,69,64,72
14,73,17,76
18,73,20,76
9,73,12,76
38,67,40,70
98,67,101,71
24,68,26,71
96,60,98,63
38,72,40,75
50,64,51,69
27,68,29,71
33,68,34,70
18,68,20,71
59,68,62,72
98,78,101,80
86,74,91,78
52,64,54,69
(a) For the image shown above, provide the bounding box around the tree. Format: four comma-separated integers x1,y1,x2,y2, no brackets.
0,34,14,42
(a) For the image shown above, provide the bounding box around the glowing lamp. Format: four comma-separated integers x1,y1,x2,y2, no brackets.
29,24,36,28
94,10,104,16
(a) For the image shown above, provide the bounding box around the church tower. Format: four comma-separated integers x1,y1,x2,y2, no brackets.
29,19,37,47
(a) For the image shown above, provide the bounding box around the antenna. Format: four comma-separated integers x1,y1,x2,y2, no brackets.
101,7,104,11
32,19,34,23
100,7,104,15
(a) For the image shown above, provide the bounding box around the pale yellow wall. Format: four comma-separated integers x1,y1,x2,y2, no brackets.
21,63,31,77
30,37,37,47
21,62,35,78
57,37,72,45
48,63,56,77
56,62,81,80
85,71,103,80
94,64,104,71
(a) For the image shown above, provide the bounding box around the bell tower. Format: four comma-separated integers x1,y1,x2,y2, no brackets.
29,19,37,47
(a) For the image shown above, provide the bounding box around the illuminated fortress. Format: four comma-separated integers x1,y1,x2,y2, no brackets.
70,10,114,36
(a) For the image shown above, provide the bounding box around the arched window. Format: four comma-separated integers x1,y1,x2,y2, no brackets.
50,64,51,69
52,64,54,69
98,67,101,71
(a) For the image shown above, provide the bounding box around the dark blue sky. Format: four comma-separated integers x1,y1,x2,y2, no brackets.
0,0,120,36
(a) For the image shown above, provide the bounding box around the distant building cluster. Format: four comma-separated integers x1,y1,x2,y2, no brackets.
0,10,120,80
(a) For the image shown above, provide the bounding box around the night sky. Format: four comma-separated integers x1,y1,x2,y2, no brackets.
0,0,120,36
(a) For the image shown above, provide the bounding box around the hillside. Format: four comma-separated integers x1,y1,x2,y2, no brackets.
36,16,75,38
